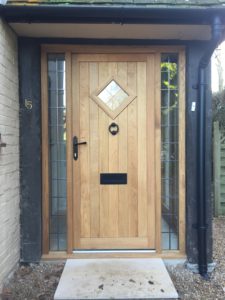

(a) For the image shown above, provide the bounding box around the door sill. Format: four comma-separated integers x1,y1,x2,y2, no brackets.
73,249,156,254
41,251,186,260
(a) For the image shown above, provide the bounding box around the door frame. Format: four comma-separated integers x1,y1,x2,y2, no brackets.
41,45,186,259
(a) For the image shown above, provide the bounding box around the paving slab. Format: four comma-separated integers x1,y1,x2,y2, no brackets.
54,258,178,299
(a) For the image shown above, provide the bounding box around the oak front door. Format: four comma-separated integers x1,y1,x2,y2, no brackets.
72,53,156,250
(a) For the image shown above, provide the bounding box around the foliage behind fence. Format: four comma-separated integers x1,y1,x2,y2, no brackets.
213,121,225,216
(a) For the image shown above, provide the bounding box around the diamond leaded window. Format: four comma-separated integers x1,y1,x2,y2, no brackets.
91,77,136,119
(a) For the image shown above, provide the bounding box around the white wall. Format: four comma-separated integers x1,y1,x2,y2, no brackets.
0,19,19,291
211,40,225,93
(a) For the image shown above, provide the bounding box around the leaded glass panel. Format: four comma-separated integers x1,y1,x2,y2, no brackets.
161,53,179,250
48,54,67,251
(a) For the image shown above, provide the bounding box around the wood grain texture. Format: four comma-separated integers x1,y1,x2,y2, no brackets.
154,53,162,253
98,62,110,238
89,62,100,238
42,251,186,260
137,61,148,238
116,62,128,238
42,45,185,55
147,54,156,248
65,51,73,253
77,54,147,62
79,237,149,249
127,63,138,237
79,62,90,238
73,54,156,249
178,49,186,254
108,62,119,238
118,109,129,237
72,55,81,248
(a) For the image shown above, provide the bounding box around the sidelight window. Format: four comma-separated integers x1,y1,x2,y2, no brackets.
48,54,67,251
161,54,179,250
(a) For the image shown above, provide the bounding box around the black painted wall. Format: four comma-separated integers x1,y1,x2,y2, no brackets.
19,38,213,264
186,43,212,263
19,39,42,262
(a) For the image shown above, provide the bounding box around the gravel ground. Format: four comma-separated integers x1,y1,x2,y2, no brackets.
1,217,225,300
168,216,225,300
1,263,64,300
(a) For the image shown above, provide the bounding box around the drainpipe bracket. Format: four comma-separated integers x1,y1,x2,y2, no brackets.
192,223,208,230
186,262,216,274
199,82,209,88
193,82,209,90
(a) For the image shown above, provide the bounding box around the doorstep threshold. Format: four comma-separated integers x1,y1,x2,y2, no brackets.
73,249,156,254
54,258,178,299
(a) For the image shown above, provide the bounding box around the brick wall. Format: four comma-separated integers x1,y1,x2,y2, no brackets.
0,19,19,292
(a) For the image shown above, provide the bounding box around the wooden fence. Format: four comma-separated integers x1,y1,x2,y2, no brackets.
213,121,225,216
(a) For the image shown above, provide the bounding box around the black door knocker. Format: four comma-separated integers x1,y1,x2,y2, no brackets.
109,122,119,136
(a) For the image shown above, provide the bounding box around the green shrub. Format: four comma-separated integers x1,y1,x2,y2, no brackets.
212,89,225,129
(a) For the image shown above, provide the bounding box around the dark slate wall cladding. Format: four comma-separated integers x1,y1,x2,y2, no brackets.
19,38,42,262
18,38,213,264
186,42,212,264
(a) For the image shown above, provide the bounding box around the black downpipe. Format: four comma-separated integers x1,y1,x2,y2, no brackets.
197,16,223,277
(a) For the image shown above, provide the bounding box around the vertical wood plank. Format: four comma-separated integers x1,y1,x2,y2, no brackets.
147,54,156,247
137,61,148,237
154,53,162,253
108,62,119,237
117,62,127,85
79,62,90,238
89,62,100,237
127,62,138,237
65,51,73,253
72,55,81,248
99,62,110,237
117,62,129,237
178,50,186,254
41,49,49,254
118,109,128,237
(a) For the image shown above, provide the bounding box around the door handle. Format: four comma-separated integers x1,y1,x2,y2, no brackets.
73,136,87,160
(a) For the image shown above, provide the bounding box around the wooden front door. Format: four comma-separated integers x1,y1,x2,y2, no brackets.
72,53,156,250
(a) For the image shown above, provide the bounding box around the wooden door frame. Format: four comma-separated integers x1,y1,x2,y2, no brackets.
41,45,186,259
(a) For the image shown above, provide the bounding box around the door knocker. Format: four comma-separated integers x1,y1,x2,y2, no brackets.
109,122,119,136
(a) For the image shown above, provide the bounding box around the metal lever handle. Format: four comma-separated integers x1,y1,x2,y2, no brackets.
75,142,87,146
73,136,87,160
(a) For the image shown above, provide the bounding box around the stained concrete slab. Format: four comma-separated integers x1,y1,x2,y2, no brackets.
54,258,178,300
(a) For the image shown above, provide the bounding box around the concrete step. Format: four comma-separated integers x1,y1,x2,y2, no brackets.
54,258,178,300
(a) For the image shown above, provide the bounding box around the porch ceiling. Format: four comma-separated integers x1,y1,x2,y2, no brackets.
9,23,211,40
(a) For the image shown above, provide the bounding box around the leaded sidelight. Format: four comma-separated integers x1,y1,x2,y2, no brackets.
161,54,179,250
48,54,67,251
